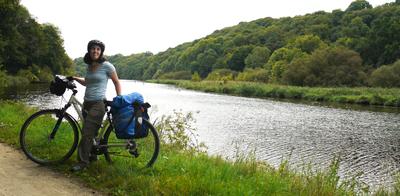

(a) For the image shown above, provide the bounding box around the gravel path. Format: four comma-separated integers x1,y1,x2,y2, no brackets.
0,143,102,196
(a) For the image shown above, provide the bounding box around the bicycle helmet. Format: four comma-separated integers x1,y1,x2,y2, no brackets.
87,39,105,54
85,40,106,64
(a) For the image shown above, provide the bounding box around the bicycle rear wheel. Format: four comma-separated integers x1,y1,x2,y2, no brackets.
103,119,160,168
20,109,79,165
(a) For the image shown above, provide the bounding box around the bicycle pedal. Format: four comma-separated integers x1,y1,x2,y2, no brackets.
129,149,139,158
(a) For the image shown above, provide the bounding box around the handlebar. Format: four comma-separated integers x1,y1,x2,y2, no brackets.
55,75,76,90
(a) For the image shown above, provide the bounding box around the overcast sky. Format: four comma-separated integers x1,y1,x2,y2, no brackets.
20,0,393,58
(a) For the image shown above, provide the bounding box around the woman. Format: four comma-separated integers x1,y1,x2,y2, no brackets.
70,40,121,171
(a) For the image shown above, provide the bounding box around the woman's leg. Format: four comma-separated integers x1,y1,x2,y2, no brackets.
74,101,105,169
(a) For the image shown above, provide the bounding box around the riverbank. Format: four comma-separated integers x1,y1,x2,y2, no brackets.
149,80,400,108
1,101,398,195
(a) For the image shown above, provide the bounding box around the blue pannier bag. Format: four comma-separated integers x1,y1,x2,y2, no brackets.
110,92,150,139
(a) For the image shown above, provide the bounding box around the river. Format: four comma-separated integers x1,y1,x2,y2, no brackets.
3,80,400,190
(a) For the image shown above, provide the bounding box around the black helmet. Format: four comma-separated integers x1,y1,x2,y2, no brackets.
87,40,105,54
85,40,106,64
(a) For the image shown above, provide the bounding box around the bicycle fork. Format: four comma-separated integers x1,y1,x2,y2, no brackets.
49,105,71,141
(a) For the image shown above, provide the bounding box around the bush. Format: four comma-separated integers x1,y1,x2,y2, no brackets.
369,60,400,87
0,67,7,88
154,110,206,153
205,69,237,81
191,72,201,82
17,69,39,82
283,46,367,87
36,67,54,82
158,71,192,80
236,68,269,83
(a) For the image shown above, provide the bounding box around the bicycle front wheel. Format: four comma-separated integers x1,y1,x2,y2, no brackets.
20,109,79,165
103,119,160,168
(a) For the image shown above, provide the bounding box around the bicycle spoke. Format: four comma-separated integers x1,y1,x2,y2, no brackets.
103,119,160,168
20,110,79,165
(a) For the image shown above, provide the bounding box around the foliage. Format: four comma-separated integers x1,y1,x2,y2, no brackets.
369,60,400,87
346,0,373,12
226,45,253,71
0,0,72,81
205,69,237,81
266,47,306,83
158,71,192,80
282,46,367,86
191,72,201,82
154,110,206,153
244,46,271,68
236,68,269,83
71,0,400,89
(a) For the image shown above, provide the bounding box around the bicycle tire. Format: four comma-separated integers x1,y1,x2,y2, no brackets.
20,109,79,165
103,119,160,168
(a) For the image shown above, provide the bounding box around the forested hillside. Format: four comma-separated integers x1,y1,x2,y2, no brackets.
0,0,72,87
76,0,400,87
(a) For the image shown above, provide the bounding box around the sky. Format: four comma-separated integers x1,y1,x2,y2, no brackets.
20,0,394,59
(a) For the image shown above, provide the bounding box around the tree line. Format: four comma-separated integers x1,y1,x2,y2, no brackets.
75,0,400,87
0,0,72,87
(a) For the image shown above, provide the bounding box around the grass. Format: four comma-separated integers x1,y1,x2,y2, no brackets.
149,80,400,108
0,100,398,195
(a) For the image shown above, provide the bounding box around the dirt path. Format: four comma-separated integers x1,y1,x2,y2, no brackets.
0,143,102,196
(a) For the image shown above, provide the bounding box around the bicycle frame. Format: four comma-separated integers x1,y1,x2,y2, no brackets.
63,91,111,142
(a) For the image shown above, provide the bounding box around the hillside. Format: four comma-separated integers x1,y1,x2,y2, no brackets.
75,0,400,87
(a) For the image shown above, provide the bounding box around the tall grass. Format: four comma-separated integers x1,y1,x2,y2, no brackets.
0,101,396,195
150,80,400,107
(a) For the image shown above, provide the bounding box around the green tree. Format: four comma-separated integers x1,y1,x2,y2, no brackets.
244,46,271,68
288,35,327,54
195,49,218,78
226,46,253,71
369,60,400,87
346,0,373,12
266,47,306,82
299,46,366,86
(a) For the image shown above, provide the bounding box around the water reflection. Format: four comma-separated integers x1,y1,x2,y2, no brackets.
2,80,400,190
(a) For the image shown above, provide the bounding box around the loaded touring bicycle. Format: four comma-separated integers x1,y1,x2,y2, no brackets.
19,75,160,168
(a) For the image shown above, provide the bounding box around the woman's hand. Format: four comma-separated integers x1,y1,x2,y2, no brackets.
70,76,86,86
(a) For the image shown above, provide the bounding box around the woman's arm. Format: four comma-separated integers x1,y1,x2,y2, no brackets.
70,76,86,86
110,72,121,96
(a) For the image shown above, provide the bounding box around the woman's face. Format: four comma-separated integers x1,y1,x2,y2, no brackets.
90,45,102,61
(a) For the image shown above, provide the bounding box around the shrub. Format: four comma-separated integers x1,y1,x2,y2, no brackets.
191,72,201,82
17,69,39,82
369,60,400,87
205,69,237,81
158,71,192,80
36,67,54,82
154,110,206,153
236,68,269,83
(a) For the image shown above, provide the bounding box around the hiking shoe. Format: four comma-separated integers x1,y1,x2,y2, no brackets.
70,163,88,172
